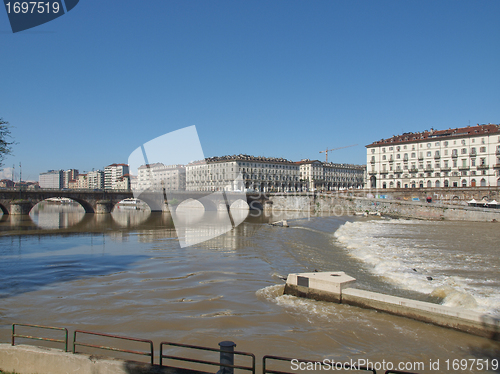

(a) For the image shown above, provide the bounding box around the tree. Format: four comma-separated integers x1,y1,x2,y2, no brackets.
0,118,15,168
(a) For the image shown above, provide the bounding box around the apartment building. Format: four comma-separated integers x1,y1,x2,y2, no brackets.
62,169,79,188
136,163,186,192
77,174,88,189
39,170,63,189
87,170,105,190
104,164,129,190
366,123,500,189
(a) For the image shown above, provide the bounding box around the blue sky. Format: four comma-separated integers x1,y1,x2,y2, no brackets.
1,0,499,181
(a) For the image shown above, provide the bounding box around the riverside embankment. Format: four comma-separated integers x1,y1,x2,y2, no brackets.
267,193,500,222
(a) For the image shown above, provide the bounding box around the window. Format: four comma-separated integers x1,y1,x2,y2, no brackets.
480,146,486,152
461,148,467,154
411,152,416,158
382,155,386,160
397,154,401,159
427,151,432,157
444,141,448,147
462,139,466,145
382,148,386,153
404,145,407,149
371,149,375,154
471,159,476,166
435,142,440,146
389,147,393,151
427,143,431,148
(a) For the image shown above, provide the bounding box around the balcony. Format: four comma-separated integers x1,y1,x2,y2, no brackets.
477,164,489,170
469,152,477,157
434,154,441,159
441,167,451,172
451,154,458,158
409,168,418,173
493,164,500,169
425,167,433,172
380,170,389,174
458,166,470,171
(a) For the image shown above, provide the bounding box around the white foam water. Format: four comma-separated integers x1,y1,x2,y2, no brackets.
334,219,500,317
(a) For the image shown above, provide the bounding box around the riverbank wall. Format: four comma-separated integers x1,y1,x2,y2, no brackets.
0,344,169,374
267,194,500,222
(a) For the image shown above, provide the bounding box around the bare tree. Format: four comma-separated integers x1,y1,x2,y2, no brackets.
0,118,15,168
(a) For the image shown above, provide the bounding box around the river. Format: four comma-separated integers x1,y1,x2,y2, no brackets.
0,203,499,373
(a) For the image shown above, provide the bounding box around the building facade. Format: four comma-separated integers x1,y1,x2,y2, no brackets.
137,163,186,192
77,174,88,189
39,170,63,189
186,155,300,192
299,160,364,191
185,155,364,192
104,164,129,190
366,123,500,189
87,170,105,190
62,169,79,188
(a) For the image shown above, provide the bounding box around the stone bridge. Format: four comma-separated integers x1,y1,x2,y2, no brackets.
0,189,271,215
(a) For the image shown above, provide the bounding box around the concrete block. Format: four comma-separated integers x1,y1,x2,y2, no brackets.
284,271,356,303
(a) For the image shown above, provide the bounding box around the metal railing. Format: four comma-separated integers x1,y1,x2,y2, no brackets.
263,355,376,374
12,323,68,352
160,341,255,373
10,323,422,374
73,329,154,365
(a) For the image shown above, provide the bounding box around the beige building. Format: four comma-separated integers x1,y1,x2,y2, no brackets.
185,155,364,192
299,160,365,191
137,163,186,192
366,123,500,189
186,155,301,192
76,174,88,189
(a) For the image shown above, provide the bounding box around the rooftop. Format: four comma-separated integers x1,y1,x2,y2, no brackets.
367,123,500,147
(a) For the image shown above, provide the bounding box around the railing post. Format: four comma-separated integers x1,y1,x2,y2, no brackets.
217,341,236,374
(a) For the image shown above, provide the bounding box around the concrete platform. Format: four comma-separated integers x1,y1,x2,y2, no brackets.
284,271,356,303
283,271,500,339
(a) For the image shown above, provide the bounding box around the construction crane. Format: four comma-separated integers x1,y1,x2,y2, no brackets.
319,144,357,163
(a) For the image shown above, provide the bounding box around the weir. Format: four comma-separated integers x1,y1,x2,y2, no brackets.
284,271,500,340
